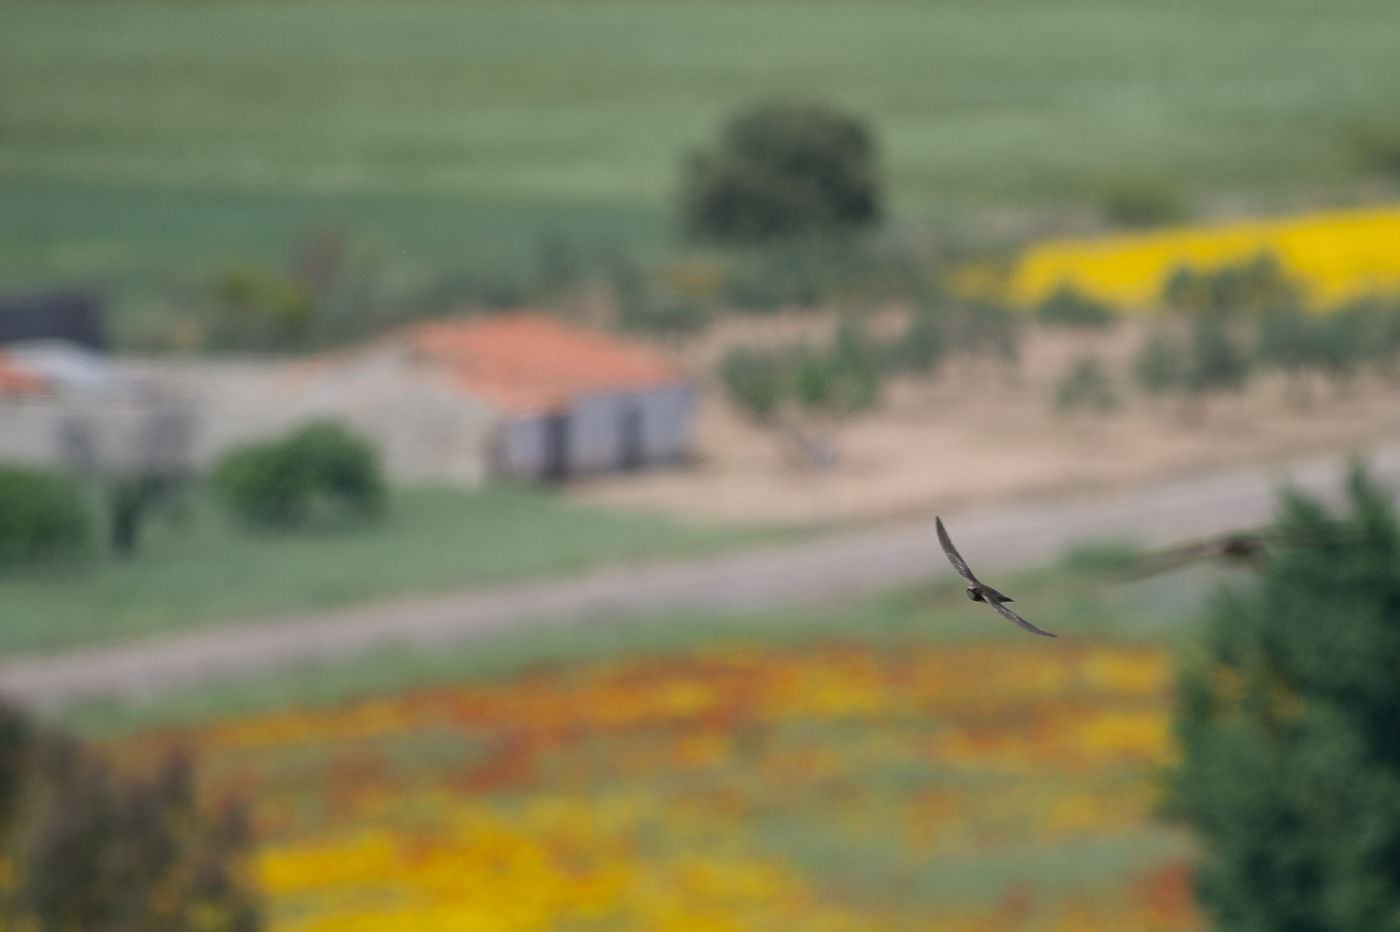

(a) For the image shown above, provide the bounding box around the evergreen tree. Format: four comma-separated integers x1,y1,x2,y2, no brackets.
1169,465,1400,930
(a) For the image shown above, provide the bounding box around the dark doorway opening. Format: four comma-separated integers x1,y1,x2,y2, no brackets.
542,413,569,481
619,403,644,471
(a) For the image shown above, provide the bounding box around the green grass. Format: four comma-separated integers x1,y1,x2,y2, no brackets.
0,484,762,658
57,548,1223,736
4,0,1400,323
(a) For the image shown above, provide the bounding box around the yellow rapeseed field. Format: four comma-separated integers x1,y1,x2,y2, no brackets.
1006,204,1400,310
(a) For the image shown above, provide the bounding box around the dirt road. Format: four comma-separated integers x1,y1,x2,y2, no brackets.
4,442,1398,707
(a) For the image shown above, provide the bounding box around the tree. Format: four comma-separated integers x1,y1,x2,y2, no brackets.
681,101,881,243
1169,465,1400,930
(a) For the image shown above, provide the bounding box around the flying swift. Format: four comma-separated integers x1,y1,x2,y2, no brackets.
936,516,1057,638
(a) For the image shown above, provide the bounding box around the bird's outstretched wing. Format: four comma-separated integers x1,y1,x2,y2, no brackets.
936,516,979,584
988,597,1058,638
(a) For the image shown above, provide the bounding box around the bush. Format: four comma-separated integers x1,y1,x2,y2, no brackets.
719,347,786,421
213,421,384,530
1036,284,1116,329
1099,172,1188,228
1163,253,1299,315
1,700,261,931
1053,356,1118,412
1134,329,1187,396
213,440,311,529
682,101,881,243
619,292,713,336
285,421,386,520
827,313,882,412
884,303,945,374
1188,310,1251,394
0,465,92,570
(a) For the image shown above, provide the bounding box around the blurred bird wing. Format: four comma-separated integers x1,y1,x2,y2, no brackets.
936,516,980,584
988,597,1058,638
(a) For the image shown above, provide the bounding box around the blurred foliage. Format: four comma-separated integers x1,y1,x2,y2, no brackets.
0,464,93,571
1186,309,1251,395
1162,252,1299,316
619,291,713,337
1053,356,1119,412
719,346,788,421
719,314,883,426
883,302,946,374
719,237,933,314
212,421,384,531
1347,119,1400,178
1036,284,1116,329
1099,173,1189,228
0,699,260,931
1169,465,1400,930
825,313,882,413
1133,329,1188,396
681,101,881,244
948,298,1021,364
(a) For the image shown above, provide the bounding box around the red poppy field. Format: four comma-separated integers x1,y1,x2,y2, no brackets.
111,634,1196,931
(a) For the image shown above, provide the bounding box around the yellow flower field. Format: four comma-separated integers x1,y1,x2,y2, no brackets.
117,641,1196,931
1006,204,1400,309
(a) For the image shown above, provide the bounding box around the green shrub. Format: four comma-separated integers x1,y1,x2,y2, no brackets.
1036,284,1116,329
620,292,713,336
1188,310,1251,394
1134,329,1187,396
213,421,384,530
0,465,93,570
1163,253,1299,315
285,420,386,521
1255,301,1314,378
1,700,261,931
682,101,881,243
212,440,312,529
827,313,881,412
884,303,945,374
1100,172,1188,228
719,347,786,420
1053,356,1118,412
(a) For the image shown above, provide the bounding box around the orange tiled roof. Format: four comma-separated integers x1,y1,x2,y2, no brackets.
0,351,49,396
405,313,685,415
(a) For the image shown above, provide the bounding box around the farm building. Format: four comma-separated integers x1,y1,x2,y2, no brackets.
0,313,696,486
287,313,696,484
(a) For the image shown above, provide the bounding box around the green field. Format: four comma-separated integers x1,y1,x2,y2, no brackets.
4,0,1400,320
60,543,1215,734
0,485,759,657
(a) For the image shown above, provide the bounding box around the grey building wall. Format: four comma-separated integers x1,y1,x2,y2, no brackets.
495,380,694,480
566,393,626,474
637,383,695,463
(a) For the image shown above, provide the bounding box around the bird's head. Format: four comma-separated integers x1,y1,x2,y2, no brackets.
965,587,983,603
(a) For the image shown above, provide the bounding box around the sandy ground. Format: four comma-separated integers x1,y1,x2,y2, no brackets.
572,311,1400,525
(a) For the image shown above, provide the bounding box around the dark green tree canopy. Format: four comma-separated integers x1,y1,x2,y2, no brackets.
681,101,882,243
1169,465,1400,931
